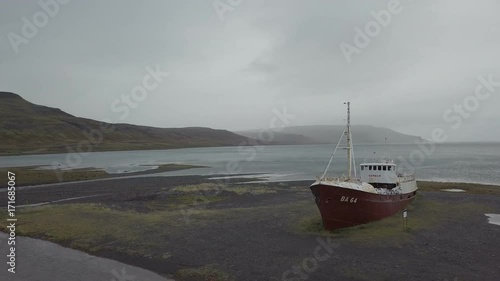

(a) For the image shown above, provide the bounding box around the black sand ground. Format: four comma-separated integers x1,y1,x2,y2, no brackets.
2,176,500,281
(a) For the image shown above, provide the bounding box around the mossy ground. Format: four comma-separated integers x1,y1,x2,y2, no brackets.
171,183,278,195
2,182,496,252
0,183,284,256
0,166,109,186
417,181,500,195
174,265,236,281
0,181,498,280
292,193,495,245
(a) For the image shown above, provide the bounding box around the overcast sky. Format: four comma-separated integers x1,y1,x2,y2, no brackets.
1,0,499,142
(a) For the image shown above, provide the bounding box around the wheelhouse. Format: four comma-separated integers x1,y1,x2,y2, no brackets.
360,163,398,189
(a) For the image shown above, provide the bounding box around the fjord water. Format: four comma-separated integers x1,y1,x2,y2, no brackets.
1,143,499,185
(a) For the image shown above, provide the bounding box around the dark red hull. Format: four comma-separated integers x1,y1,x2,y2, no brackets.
310,183,417,230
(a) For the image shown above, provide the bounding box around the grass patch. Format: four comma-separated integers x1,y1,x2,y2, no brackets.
0,204,186,256
171,183,277,195
418,181,500,195
0,164,204,187
0,199,305,255
0,166,109,187
126,164,207,175
175,265,235,281
172,195,226,206
292,193,495,245
114,195,228,213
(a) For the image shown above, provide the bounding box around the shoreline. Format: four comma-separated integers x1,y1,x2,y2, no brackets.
0,164,207,188
0,143,248,157
1,161,499,190
1,173,499,207
2,141,500,157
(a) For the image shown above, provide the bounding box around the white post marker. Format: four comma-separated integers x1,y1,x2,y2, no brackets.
403,209,408,231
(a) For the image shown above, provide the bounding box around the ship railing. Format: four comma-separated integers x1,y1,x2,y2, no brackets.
397,172,416,183
317,176,341,182
317,175,361,183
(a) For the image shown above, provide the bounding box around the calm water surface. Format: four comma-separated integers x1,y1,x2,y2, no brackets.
0,143,499,185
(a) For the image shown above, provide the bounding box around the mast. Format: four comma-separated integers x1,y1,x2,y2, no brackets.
345,102,352,179
320,102,354,181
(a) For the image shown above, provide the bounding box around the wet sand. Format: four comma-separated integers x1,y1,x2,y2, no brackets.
1,176,499,281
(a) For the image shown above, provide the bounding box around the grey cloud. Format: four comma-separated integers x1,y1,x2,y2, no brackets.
0,0,499,141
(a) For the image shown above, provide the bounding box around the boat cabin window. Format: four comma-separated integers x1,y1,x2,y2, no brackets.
363,165,393,171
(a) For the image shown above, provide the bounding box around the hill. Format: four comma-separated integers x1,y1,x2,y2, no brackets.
237,125,424,145
0,92,252,155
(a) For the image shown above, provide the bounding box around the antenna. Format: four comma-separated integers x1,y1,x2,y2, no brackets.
320,102,356,181
350,127,357,178
383,137,391,162
344,102,352,180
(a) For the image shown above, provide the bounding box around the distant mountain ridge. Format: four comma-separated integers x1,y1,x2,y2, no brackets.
237,125,424,145
0,92,252,155
0,92,424,155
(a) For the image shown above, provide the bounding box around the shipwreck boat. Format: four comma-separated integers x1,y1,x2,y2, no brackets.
310,102,418,230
